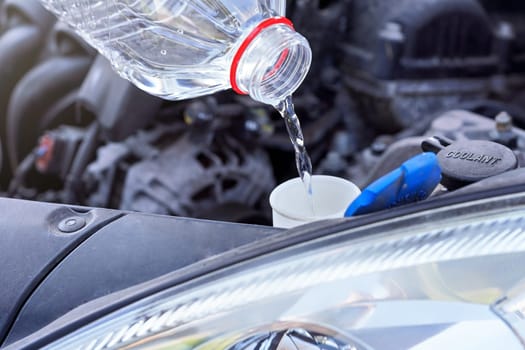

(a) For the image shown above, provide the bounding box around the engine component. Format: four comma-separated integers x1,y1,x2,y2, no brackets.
428,110,525,144
346,0,499,79
347,109,525,189
82,114,275,223
78,55,162,142
0,0,55,187
341,0,525,130
83,143,130,209
120,132,275,221
35,126,84,178
62,123,100,204
6,21,95,172
479,0,525,72
490,111,519,148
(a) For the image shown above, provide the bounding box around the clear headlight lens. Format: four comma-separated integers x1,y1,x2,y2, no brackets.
46,195,525,349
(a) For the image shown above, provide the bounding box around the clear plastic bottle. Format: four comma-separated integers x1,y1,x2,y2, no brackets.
39,0,312,106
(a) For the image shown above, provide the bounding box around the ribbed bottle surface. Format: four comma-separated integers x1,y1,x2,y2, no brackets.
40,0,299,102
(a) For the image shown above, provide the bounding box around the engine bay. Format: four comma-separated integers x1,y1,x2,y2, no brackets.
2,0,525,224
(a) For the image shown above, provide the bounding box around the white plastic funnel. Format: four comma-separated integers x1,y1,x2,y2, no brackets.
269,175,361,228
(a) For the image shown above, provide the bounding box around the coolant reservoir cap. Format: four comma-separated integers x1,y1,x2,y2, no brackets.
437,140,518,189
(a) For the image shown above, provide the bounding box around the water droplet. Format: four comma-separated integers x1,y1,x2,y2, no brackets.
160,49,167,56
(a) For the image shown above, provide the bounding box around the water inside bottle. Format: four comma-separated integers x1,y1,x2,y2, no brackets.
275,96,315,216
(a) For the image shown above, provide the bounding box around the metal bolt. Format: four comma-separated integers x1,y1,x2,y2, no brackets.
371,142,387,155
58,216,86,233
495,111,513,133
371,135,393,156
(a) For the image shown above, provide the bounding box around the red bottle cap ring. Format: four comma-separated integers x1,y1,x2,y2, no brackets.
230,17,294,95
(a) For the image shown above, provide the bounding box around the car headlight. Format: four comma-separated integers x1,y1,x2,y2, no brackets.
45,194,525,350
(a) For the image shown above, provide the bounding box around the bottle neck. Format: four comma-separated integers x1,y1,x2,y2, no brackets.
231,17,312,106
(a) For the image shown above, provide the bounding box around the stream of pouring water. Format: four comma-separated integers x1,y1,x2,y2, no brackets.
275,96,315,215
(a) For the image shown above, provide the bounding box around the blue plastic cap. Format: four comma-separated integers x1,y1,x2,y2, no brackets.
345,152,442,217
